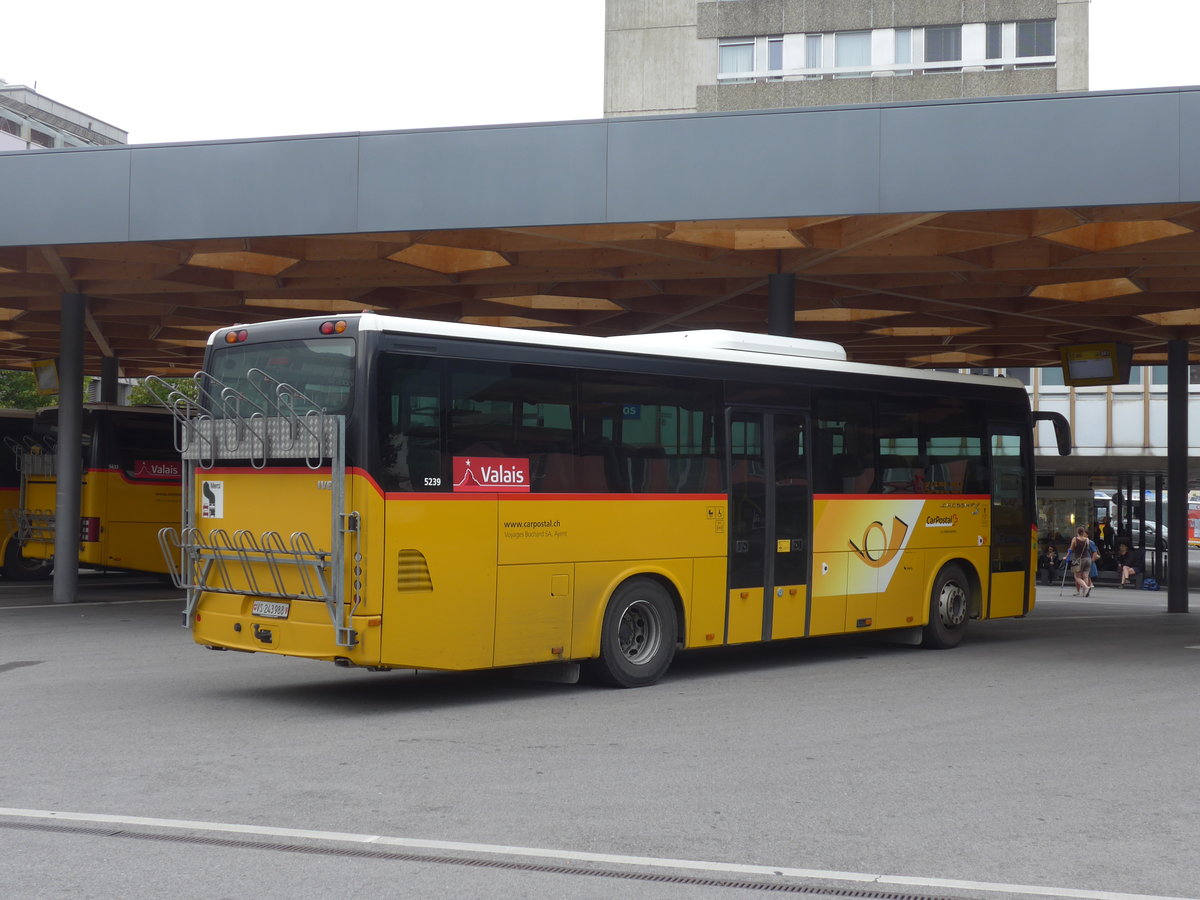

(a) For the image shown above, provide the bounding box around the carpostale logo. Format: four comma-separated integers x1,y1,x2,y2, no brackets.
925,514,958,528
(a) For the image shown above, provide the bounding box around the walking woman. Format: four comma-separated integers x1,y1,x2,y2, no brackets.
1067,525,1098,597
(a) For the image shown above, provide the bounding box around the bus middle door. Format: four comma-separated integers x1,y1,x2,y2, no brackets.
727,409,811,644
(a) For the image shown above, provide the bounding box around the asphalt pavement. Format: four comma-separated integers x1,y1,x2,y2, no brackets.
1,571,1199,900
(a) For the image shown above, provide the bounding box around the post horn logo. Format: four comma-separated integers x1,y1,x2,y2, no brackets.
848,516,909,568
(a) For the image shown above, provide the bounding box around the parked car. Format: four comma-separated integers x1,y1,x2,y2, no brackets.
1133,521,1167,551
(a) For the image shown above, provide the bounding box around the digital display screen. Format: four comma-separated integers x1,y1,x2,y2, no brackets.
1060,342,1132,387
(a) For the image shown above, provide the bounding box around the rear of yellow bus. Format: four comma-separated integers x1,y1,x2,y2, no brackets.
19,407,181,575
0,409,51,580
181,320,384,666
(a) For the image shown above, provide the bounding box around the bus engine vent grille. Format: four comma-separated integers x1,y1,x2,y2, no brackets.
397,549,433,592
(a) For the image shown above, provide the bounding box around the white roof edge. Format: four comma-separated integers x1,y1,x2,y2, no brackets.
614,329,846,361
329,312,1022,389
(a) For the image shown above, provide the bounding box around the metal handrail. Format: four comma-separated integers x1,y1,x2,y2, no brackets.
158,525,331,602
151,368,356,648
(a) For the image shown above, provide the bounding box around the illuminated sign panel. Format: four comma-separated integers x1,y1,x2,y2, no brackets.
1060,342,1132,387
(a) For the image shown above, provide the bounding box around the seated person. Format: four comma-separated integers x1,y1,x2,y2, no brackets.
1116,541,1144,587
1037,541,1061,578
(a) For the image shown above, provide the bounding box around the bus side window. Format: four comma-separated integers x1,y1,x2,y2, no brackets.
113,415,178,480
920,398,986,495
378,355,442,492
814,391,874,494
878,398,921,493
579,372,719,494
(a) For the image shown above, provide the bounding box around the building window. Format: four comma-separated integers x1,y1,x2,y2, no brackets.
834,31,871,77
29,129,55,148
1039,366,1065,387
924,25,962,65
1017,19,1055,58
1006,367,1031,385
718,38,755,82
986,23,1003,59
805,34,823,76
767,36,783,80
716,19,1054,83
0,116,19,136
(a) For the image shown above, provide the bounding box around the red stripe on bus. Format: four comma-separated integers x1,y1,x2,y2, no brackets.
812,493,991,500
195,466,334,476
195,466,725,502
380,491,728,502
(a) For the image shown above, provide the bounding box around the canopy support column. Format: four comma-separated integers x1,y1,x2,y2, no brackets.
1167,339,1188,613
53,293,85,604
767,274,795,337
1153,474,1165,582
100,355,119,404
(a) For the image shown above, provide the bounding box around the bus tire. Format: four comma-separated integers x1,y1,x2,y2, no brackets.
2,537,52,581
921,564,969,649
587,577,677,688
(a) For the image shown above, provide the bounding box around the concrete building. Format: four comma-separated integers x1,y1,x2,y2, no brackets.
0,80,126,151
605,0,1089,116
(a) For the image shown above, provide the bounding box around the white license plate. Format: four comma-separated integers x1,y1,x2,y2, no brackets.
251,600,290,619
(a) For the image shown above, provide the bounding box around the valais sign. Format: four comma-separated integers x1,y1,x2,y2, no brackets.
453,457,529,493
133,459,182,480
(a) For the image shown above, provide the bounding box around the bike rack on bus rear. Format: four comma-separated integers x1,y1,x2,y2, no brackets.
3,435,59,549
145,372,361,649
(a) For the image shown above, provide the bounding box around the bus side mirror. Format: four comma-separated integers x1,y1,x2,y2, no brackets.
1032,411,1072,456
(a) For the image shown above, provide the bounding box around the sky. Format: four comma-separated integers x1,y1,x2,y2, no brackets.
1,0,1197,146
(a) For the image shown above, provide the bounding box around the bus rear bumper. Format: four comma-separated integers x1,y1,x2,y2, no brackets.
190,594,381,666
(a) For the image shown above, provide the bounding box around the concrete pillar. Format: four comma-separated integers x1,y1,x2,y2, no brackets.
767,274,795,337
1154,474,1165,582
53,293,85,604
1055,0,1090,92
1166,339,1188,612
100,355,119,404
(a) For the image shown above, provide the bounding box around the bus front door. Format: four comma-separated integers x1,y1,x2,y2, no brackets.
727,410,811,643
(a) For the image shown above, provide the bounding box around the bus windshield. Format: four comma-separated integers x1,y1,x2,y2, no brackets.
207,338,355,416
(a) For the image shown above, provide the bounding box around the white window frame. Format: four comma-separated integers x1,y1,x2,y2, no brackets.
833,30,872,77
714,19,1056,83
717,37,756,82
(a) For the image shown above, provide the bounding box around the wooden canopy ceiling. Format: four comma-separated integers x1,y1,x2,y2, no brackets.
2,201,1199,377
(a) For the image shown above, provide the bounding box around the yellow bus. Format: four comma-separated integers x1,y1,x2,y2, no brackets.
16,404,182,576
0,409,52,580
154,313,1069,687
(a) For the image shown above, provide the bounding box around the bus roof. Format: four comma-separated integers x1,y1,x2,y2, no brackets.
211,312,1025,392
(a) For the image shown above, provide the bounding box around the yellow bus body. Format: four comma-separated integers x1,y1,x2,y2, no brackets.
0,486,20,562
23,468,180,574
189,469,1023,670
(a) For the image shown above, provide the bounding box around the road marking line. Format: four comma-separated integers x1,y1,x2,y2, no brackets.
0,807,1194,900
0,597,181,611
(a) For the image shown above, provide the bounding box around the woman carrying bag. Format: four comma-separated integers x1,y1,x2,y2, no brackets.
1066,525,1099,597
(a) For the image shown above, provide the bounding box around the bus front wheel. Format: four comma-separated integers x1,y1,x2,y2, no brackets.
587,577,677,688
922,564,969,649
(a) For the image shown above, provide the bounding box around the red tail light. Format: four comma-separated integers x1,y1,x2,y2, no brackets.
80,517,100,542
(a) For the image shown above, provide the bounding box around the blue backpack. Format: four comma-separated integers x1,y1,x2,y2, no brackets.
1142,578,1159,591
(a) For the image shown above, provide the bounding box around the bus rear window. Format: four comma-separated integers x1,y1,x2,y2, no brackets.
207,338,355,416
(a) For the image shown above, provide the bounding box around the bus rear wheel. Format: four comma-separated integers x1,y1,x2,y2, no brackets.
587,577,677,688
2,537,52,581
922,564,969,649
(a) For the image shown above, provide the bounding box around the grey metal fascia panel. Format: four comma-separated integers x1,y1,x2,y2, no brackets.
357,122,609,232
880,91,1185,213
0,147,131,246
1179,91,1200,201
605,108,882,223
128,136,360,241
